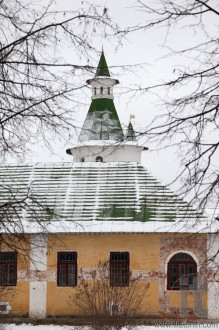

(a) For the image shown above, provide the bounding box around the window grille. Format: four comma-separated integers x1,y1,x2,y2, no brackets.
167,253,197,290
110,252,129,286
57,252,77,287
0,252,17,286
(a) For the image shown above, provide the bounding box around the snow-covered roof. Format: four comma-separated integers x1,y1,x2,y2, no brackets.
0,161,215,234
78,98,124,142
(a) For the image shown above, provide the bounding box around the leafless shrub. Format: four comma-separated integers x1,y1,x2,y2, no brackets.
70,261,149,330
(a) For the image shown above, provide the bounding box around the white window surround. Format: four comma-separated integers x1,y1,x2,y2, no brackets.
109,301,122,315
165,250,200,291
0,302,11,314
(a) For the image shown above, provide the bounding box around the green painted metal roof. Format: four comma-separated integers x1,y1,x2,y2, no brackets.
79,98,125,142
0,162,205,225
126,122,137,142
96,52,110,77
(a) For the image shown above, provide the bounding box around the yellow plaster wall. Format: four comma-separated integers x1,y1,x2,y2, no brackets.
47,234,161,316
3,282,30,315
145,281,159,315
0,235,30,315
47,234,160,270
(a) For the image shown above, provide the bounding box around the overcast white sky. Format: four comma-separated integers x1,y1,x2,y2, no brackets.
19,0,218,202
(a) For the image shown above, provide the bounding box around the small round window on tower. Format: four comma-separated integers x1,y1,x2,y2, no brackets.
96,156,103,162
80,157,85,162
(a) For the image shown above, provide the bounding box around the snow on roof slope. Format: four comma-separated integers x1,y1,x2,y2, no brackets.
0,161,216,234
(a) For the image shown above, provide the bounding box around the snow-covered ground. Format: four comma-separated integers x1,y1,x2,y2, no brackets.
2,324,219,330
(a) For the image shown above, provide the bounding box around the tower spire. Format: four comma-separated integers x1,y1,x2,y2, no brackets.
95,50,110,77
126,115,137,141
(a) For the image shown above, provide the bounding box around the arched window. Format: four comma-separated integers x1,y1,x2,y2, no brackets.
80,157,84,162
96,156,103,162
108,87,110,95
167,253,197,290
100,87,103,94
94,87,97,95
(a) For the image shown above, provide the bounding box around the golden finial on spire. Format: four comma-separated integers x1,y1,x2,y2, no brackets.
130,114,135,119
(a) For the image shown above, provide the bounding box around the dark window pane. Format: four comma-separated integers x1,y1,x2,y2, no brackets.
68,264,76,285
179,264,187,285
188,264,195,285
111,253,117,261
9,264,15,272
188,264,194,274
68,274,75,286
0,275,6,285
8,274,15,285
171,253,193,261
0,264,6,273
170,264,176,275
112,264,119,285
60,265,66,274
111,252,128,262
60,253,75,262
121,264,128,285
59,274,66,285
170,276,177,287
9,254,15,262
68,264,75,274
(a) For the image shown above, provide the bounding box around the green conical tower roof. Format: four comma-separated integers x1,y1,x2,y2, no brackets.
126,121,137,141
79,52,124,142
79,98,124,142
95,51,110,77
